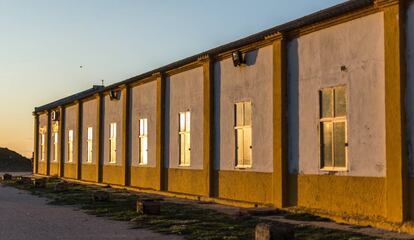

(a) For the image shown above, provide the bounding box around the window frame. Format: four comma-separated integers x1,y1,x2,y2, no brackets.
138,118,148,165
86,127,93,163
109,122,117,164
234,101,253,169
319,86,348,172
68,130,74,163
53,131,59,162
40,133,45,161
178,111,191,167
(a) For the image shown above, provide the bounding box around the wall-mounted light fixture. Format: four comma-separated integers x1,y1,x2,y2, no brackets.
232,50,245,67
109,89,121,100
51,110,60,121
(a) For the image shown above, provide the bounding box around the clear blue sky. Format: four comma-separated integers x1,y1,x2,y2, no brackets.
0,0,344,157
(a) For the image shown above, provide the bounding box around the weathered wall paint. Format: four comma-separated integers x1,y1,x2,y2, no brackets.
167,168,207,196
214,46,274,172
63,104,78,179
287,13,386,177
129,81,158,189
165,67,204,170
37,113,48,173
102,93,125,184
288,174,386,218
406,0,414,177
80,98,98,181
217,170,273,204
49,162,59,176
130,81,157,167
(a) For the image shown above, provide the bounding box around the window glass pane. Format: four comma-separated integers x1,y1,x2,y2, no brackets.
244,102,252,126
243,127,252,166
185,132,191,165
235,103,244,126
179,134,185,165
142,137,148,164
88,127,93,140
321,122,333,168
236,128,244,166
185,112,190,131
320,89,333,118
335,86,347,117
334,122,346,168
179,113,186,132
139,119,144,135
144,119,148,135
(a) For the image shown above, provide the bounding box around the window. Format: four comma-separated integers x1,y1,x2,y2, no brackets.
179,111,191,166
40,133,45,161
109,123,117,163
234,101,252,168
53,132,58,162
68,130,74,163
138,118,148,165
87,127,93,163
319,86,347,170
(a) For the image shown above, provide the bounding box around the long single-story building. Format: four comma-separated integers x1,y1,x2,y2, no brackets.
33,0,414,232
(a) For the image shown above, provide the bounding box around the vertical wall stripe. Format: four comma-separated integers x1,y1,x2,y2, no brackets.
156,73,165,191
57,107,64,177
77,102,83,179
46,111,51,175
97,94,104,183
202,56,213,197
383,1,407,222
121,87,129,186
272,33,287,208
59,107,66,177
33,114,39,174
124,86,131,186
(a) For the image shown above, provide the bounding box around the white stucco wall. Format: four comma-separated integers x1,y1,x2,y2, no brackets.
103,93,124,166
214,45,274,173
81,99,98,164
165,67,204,170
405,1,414,176
130,81,157,167
287,13,386,177
38,113,48,161
64,104,78,163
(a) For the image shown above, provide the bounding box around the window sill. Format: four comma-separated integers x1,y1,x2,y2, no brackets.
235,165,252,170
178,164,191,167
320,167,348,172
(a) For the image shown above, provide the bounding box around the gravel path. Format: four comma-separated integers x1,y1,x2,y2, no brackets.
0,184,182,240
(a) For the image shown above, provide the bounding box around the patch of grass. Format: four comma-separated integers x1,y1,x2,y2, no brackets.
0,178,386,240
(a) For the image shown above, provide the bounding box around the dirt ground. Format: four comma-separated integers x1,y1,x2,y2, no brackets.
0,184,182,240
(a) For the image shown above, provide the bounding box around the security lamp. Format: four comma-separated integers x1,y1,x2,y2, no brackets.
232,50,245,67
109,90,121,100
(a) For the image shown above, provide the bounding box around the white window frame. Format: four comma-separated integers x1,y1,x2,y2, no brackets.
53,132,59,162
178,111,191,166
68,130,74,163
109,122,117,164
138,118,148,165
319,86,348,172
87,127,93,163
40,133,45,161
234,101,252,168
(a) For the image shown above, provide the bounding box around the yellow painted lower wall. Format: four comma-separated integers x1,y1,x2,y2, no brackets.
81,164,96,182
217,170,273,205
130,166,160,190
49,163,59,176
37,162,47,175
288,174,386,218
167,168,208,196
63,163,77,179
102,165,124,185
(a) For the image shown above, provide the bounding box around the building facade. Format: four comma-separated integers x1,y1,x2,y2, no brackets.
33,0,414,231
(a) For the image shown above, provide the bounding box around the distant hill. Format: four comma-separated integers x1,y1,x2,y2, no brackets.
0,148,32,172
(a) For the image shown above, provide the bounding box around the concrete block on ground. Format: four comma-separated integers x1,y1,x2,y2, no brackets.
255,223,295,240
136,200,161,215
